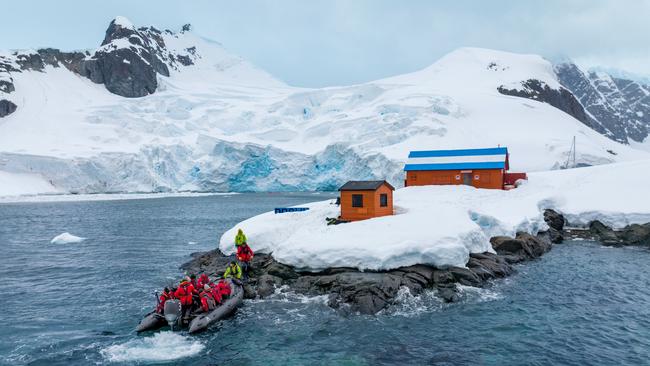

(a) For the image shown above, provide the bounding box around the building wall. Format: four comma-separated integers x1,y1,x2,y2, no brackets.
340,185,394,221
405,169,504,189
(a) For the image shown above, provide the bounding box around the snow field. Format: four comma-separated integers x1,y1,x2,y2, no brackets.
220,160,650,271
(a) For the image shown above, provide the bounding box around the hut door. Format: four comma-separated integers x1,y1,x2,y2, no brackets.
462,173,472,186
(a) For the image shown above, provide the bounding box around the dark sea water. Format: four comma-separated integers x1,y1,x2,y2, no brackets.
1,193,650,366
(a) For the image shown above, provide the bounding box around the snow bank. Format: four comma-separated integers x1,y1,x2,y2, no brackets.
220,160,650,271
0,171,60,197
51,232,86,244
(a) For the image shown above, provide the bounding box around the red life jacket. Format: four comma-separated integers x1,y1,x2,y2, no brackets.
236,244,254,262
199,291,213,312
210,287,222,304
198,274,210,287
156,292,171,313
175,282,194,306
217,281,231,297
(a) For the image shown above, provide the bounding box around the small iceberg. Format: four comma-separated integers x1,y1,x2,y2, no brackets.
51,232,86,244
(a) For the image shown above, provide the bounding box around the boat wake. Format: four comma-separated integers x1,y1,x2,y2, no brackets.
100,332,204,363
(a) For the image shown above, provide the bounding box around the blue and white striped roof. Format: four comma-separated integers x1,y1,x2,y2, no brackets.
404,147,509,171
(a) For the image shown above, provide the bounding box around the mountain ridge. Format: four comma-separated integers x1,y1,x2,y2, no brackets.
0,18,648,196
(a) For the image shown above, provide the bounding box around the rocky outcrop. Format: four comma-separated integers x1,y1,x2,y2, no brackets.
566,220,650,247
181,228,554,315
0,17,199,99
497,79,592,128
0,99,17,117
554,62,650,144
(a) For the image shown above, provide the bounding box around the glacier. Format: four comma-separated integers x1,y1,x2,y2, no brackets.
1,18,649,197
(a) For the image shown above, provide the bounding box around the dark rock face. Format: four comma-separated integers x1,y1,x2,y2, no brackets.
181,229,553,315
2,18,198,99
554,63,650,144
81,48,158,97
497,79,592,127
541,209,565,244
0,78,15,93
78,19,172,97
0,99,17,117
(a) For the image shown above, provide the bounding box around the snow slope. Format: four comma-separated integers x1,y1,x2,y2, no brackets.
1,18,648,196
0,171,59,196
220,160,650,271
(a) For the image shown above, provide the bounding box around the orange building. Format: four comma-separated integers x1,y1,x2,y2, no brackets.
404,147,525,190
339,180,395,221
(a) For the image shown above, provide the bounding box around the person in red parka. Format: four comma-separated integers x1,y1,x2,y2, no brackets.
175,278,196,319
210,284,222,305
199,284,215,312
156,287,172,314
236,244,254,279
190,274,199,289
216,279,231,298
198,273,210,288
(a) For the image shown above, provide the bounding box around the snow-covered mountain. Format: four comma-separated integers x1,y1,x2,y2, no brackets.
554,62,650,144
0,17,648,195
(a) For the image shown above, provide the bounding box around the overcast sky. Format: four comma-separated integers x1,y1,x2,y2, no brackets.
2,0,648,87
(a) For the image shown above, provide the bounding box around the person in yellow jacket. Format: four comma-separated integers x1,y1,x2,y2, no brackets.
223,261,243,280
235,229,247,247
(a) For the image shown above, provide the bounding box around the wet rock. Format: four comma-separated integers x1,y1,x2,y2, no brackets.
490,232,551,262
266,262,299,280
619,223,650,246
588,220,620,244
436,284,459,303
0,99,17,117
255,274,283,298
543,209,565,231
181,231,556,314
449,267,482,286
542,209,565,243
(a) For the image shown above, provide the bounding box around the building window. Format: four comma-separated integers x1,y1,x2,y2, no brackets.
352,194,363,207
380,194,388,207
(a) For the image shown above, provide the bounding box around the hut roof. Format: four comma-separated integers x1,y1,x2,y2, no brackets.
338,180,395,191
404,147,509,171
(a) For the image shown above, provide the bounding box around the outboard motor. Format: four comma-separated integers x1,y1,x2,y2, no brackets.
163,299,181,331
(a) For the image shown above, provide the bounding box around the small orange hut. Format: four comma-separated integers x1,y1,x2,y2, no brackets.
339,180,394,221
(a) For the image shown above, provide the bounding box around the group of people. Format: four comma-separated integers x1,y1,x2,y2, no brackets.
154,229,255,319
156,273,232,318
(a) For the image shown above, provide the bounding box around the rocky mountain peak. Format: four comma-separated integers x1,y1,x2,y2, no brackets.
555,61,650,144
101,16,138,46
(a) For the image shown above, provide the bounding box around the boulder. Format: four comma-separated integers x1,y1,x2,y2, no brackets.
588,220,620,244
255,274,283,298
618,223,650,246
0,99,17,117
490,232,551,262
449,267,482,286
543,209,565,231
0,79,14,93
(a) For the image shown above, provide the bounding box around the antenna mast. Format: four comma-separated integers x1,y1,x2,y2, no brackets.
563,136,576,169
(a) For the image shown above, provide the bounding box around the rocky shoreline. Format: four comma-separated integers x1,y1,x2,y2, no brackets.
181,209,649,314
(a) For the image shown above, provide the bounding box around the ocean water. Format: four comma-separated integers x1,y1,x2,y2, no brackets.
1,193,650,365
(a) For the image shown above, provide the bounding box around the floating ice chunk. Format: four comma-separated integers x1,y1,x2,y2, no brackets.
101,332,204,363
51,232,86,244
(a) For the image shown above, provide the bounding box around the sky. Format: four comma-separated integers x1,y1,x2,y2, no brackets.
1,0,649,87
